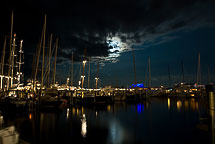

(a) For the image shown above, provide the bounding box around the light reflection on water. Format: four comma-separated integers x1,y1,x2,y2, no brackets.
0,115,4,126
108,119,124,144
168,98,170,110
1,98,212,144
81,114,87,138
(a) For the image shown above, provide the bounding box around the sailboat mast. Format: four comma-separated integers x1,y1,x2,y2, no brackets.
18,40,23,73
70,52,74,87
17,40,24,84
11,34,16,86
144,60,148,86
181,61,185,82
197,52,201,85
41,14,47,87
208,66,211,84
88,58,90,89
53,38,58,85
1,37,6,75
0,37,6,89
95,62,99,89
47,33,53,87
168,64,171,87
34,27,44,85
148,56,151,88
9,11,13,58
132,48,137,84
7,11,13,90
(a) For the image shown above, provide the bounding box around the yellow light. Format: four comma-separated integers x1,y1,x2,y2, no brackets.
168,98,170,110
185,100,189,110
82,106,84,114
72,108,76,115
190,98,195,110
190,94,194,97
195,102,199,109
29,114,32,120
107,105,111,112
83,60,87,65
177,101,182,111
77,109,79,115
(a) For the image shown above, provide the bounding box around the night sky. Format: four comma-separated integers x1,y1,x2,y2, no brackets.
0,0,215,87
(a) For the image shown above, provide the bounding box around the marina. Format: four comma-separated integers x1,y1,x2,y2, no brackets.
0,0,215,143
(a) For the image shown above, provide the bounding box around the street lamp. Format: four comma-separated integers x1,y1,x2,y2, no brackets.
81,60,87,88
81,75,85,88
95,77,99,89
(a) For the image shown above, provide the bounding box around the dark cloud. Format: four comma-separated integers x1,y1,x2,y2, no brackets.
0,0,215,78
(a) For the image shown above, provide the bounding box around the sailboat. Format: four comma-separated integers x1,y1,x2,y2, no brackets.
169,53,206,97
31,15,63,110
0,126,19,144
125,48,146,101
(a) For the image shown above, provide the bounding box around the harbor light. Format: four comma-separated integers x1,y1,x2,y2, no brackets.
95,77,99,89
81,75,85,88
83,60,87,65
66,77,70,85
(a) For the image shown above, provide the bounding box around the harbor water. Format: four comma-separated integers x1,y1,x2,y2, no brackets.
0,97,212,144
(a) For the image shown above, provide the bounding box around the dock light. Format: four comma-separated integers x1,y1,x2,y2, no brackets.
81,75,85,81
29,114,32,120
95,77,99,89
81,75,86,88
83,60,87,65
191,94,195,97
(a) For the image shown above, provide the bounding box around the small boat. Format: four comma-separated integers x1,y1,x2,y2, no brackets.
169,83,206,97
38,95,63,110
0,96,28,113
8,98,27,108
0,126,19,144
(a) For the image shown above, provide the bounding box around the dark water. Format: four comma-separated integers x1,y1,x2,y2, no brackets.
1,97,213,144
